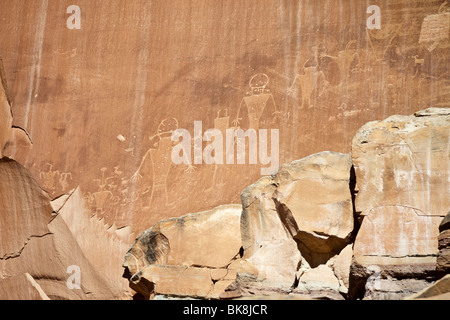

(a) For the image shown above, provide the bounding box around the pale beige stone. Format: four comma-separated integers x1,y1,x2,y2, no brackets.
136,265,214,298
210,268,228,281
274,152,354,241
298,264,340,292
150,204,242,268
354,206,442,266
240,176,291,259
245,239,301,289
241,152,354,261
352,109,450,218
328,244,353,291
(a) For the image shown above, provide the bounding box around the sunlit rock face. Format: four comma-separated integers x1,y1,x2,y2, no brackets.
1,0,448,236
350,108,449,300
0,0,448,300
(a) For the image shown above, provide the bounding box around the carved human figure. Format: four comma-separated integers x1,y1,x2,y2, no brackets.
233,73,278,130
288,44,329,108
131,118,192,207
207,109,231,190
320,41,360,81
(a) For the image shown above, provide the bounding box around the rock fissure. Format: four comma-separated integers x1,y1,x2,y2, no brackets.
0,232,53,260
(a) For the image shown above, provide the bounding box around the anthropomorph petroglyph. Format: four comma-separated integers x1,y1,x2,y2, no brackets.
207,109,233,190
131,118,193,208
232,73,280,130
39,163,72,193
320,40,361,82
85,167,121,214
288,45,329,108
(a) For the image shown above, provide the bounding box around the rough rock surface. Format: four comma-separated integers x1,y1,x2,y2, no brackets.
224,151,354,299
352,108,450,218
241,151,354,260
406,274,450,300
0,273,50,300
437,211,450,274
122,205,242,299
1,0,448,238
0,159,120,300
0,0,449,300
350,108,450,299
53,188,133,297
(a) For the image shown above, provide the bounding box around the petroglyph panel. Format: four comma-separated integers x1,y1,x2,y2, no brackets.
0,0,448,237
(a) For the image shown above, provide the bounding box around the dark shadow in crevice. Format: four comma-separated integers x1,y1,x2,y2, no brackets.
349,165,362,244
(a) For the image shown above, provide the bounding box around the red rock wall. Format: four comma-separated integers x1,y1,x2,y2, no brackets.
1,0,448,236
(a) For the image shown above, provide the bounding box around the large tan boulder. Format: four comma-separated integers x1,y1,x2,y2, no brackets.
352,108,450,218
241,151,354,260
350,108,450,299
129,264,235,299
274,152,354,242
353,206,442,266
234,151,354,298
151,204,242,268
123,204,242,299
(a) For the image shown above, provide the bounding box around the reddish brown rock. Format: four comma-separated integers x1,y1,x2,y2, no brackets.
1,0,448,240
0,0,448,300
54,188,133,298
0,158,53,260
0,65,12,157
0,158,120,300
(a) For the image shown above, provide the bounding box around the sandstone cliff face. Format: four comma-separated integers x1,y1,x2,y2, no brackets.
1,0,448,235
0,0,449,300
0,158,123,299
123,109,449,300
